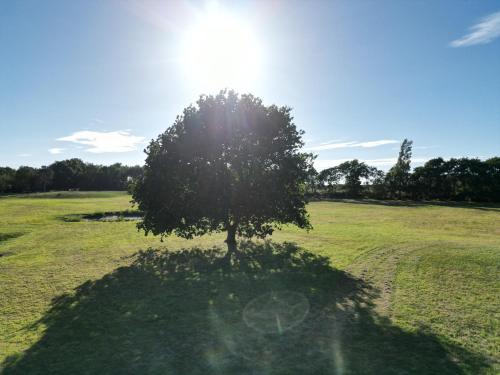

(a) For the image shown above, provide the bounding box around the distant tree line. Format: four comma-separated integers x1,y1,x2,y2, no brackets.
1,140,499,202
308,140,500,202
0,159,143,193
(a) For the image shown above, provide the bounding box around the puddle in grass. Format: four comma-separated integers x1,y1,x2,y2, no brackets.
61,212,142,222
84,215,142,222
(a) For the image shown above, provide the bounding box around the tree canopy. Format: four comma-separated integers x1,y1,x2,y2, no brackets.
133,91,313,254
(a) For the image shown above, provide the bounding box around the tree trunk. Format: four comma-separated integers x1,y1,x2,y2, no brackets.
225,223,237,256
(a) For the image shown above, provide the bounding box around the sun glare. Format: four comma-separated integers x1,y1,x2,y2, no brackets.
180,7,262,92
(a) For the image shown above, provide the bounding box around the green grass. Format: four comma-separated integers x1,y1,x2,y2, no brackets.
0,192,498,374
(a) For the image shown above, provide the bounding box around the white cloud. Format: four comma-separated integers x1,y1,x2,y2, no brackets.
318,139,344,145
306,139,398,151
18,153,31,157
48,148,65,155
57,130,145,153
315,157,429,171
357,140,400,148
450,11,500,47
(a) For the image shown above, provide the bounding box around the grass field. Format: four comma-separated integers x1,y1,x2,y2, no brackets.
0,192,498,374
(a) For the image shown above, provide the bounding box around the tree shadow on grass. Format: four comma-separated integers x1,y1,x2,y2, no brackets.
2,242,490,374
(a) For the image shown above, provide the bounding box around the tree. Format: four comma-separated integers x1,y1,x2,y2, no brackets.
411,157,449,200
49,158,86,190
485,157,500,202
318,167,342,195
386,139,413,199
13,166,37,192
0,167,15,193
133,91,313,257
0,161,143,193
305,165,319,195
446,158,487,201
35,166,54,192
369,168,386,199
317,161,379,197
336,160,376,197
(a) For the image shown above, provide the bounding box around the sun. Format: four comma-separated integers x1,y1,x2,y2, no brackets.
180,7,262,92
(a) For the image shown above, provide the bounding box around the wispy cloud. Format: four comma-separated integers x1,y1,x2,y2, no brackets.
18,153,31,157
48,148,65,155
315,157,429,171
318,139,344,145
450,11,500,47
57,130,145,153
306,139,398,152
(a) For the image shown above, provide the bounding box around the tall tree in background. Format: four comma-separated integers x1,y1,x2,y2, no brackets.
133,91,313,258
386,139,413,199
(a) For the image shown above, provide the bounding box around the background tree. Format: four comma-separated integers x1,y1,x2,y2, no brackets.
447,158,487,201
304,165,319,195
318,166,342,195
386,139,413,199
411,157,499,202
13,166,37,192
485,157,500,202
133,91,313,257
50,159,86,190
369,168,386,199
35,166,54,192
411,157,449,200
336,160,376,197
0,161,143,194
0,167,16,193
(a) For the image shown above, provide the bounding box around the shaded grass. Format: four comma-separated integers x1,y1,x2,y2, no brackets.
0,233,23,243
0,192,499,373
0,233,24,258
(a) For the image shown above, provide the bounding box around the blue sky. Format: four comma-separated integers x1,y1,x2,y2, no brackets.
1,0,499,170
